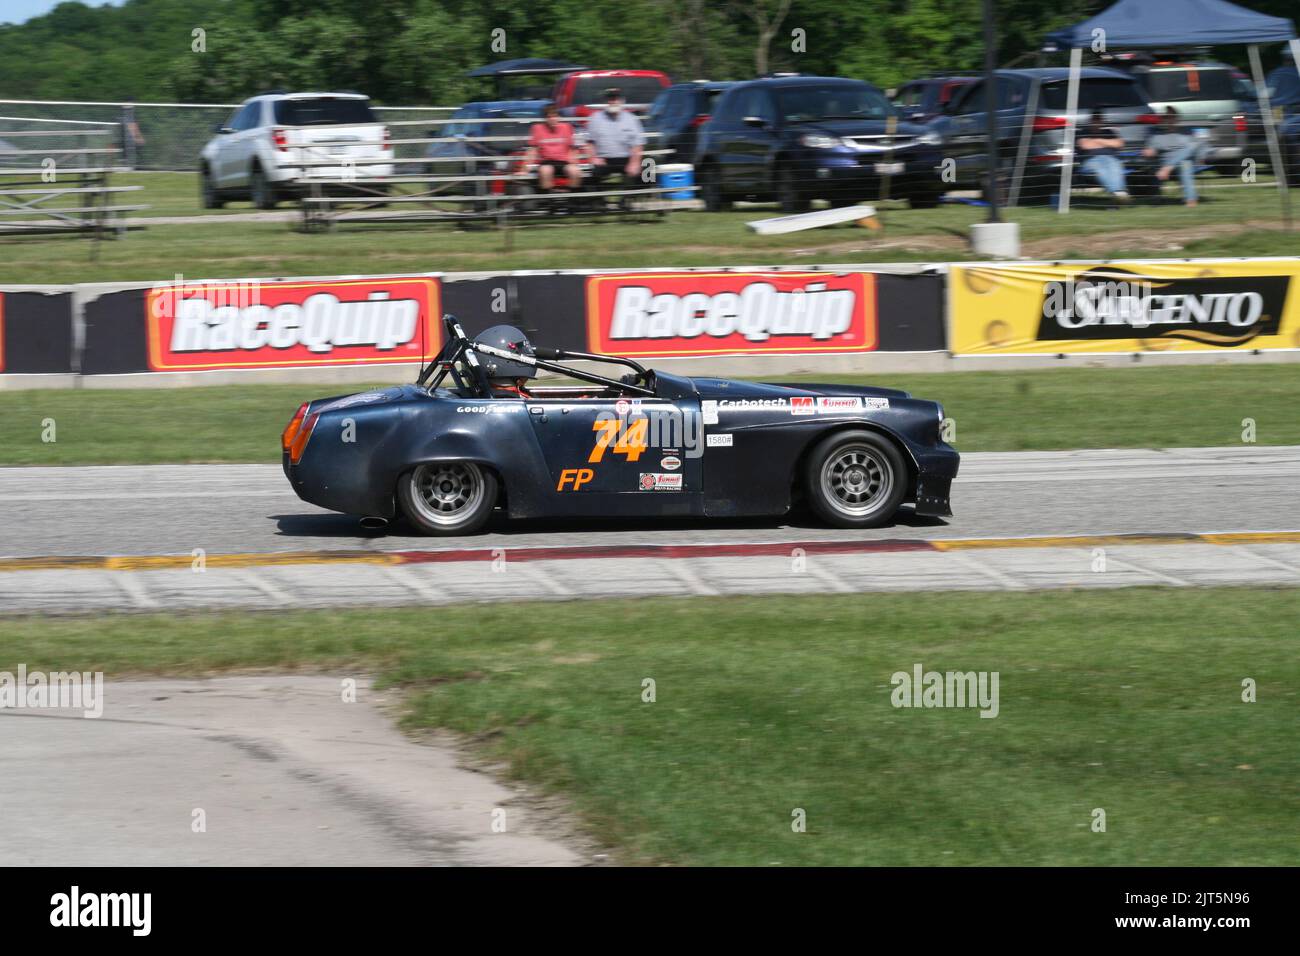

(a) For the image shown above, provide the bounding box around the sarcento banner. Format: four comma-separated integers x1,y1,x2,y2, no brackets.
585,271,878,357
950,260,1300,355
145,277,441,371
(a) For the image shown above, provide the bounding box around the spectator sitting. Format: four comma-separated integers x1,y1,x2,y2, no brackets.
1142,107,1202,207
585,87,646,190
1077,109,1129,202
526,102,582,192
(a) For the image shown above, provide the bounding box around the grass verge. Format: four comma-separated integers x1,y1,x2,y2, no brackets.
1,363,1297,465
4,588,1296,865
0,172,1294,283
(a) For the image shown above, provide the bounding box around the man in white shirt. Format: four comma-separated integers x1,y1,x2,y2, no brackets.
584,88,646,189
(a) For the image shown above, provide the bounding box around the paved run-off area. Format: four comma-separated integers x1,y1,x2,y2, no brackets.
0,446,1297,612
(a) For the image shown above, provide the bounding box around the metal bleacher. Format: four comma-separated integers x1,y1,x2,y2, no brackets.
0,116,146,237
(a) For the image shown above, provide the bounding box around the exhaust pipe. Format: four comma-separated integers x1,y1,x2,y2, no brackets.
359,516,389,531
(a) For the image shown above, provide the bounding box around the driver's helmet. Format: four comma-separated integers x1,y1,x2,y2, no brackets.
473,325,537,383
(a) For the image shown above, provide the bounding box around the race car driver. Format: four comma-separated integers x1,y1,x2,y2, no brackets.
474,325,537,397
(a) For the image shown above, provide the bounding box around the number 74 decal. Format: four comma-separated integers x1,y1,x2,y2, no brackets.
589,416,648,463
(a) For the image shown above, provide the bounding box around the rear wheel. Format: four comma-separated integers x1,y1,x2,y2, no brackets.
804,430,907,528
398,462,498,536
249,164,278,210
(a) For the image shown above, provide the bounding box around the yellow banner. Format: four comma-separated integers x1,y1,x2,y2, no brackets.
950,260,1300,354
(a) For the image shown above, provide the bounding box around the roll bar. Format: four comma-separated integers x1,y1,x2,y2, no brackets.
417,314,655,397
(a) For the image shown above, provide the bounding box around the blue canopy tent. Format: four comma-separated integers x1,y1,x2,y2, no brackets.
1044,0,1298,219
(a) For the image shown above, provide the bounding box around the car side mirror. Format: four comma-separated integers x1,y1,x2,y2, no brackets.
742,115,768,129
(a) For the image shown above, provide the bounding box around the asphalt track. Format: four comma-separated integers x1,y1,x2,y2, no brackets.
2,445,1298,612
4,445,1299,558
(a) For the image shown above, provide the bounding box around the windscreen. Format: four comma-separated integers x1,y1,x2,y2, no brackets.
777,83,894,122
1144,69,1237,102
274,97,378,126
1040,78,1147,111
573,76,667,105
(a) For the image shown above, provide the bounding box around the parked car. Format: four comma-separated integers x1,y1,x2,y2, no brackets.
694,75,946,212
551,69,671,117
1107,57,1249,173
199,92,393,209
892,76,977,123
645,81,737,161
927,67,1162,203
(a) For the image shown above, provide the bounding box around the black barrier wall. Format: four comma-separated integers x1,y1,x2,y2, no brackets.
0,291,74,374
1,268,948,378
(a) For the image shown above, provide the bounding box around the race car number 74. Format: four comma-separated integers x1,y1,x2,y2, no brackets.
589,417,648,463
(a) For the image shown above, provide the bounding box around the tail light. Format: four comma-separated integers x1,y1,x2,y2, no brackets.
383,126,392,150
1137,113,1161,125
272,127,288,151
287,413,319,464
1031,116,1068,132
281,402,308,453
1233,114,1247,133
689,114,710,128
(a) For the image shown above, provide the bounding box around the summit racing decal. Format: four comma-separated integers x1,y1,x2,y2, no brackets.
145,277,440,371
586,271,876,357
1037,268,1289,347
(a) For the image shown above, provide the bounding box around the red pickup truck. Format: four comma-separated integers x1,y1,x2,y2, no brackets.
551,69,670,117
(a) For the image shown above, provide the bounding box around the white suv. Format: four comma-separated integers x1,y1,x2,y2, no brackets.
199,92,394,209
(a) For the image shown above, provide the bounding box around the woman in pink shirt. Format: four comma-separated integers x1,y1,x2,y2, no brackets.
527,103,583,191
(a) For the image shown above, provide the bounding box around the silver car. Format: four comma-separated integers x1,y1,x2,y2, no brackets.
1113,60,1247,172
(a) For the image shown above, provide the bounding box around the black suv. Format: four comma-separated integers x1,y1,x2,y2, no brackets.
926,67,1162,204
694,75,946,211
645,81,736,162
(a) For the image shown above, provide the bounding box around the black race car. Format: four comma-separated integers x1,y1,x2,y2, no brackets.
282,316,959,535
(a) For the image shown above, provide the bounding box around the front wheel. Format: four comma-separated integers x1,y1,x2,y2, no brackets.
699,163,731,212
777,164,810,213
398,462,498,536
200,168,224,209
804,430,908,528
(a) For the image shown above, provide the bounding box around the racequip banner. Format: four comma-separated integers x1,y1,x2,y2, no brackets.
950,260,1300,355
585,271,877,357
144,277,441,371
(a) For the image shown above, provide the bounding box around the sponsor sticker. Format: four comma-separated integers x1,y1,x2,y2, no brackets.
701,400,719,425
145,277,440,371
950,262,1300,355
456,403,524,413
791,396,815,416
614,399,631,416
586,271,877,357
706,433,733,447
639,472,683,491
660,455,682,471
864,397,891,410
816,396,864,413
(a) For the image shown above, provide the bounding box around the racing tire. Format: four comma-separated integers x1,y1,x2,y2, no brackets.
398,461,498,536
777,164,811,214
249,164,278,210
699,163,731,212
200,167,224,209
803,429,908,529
